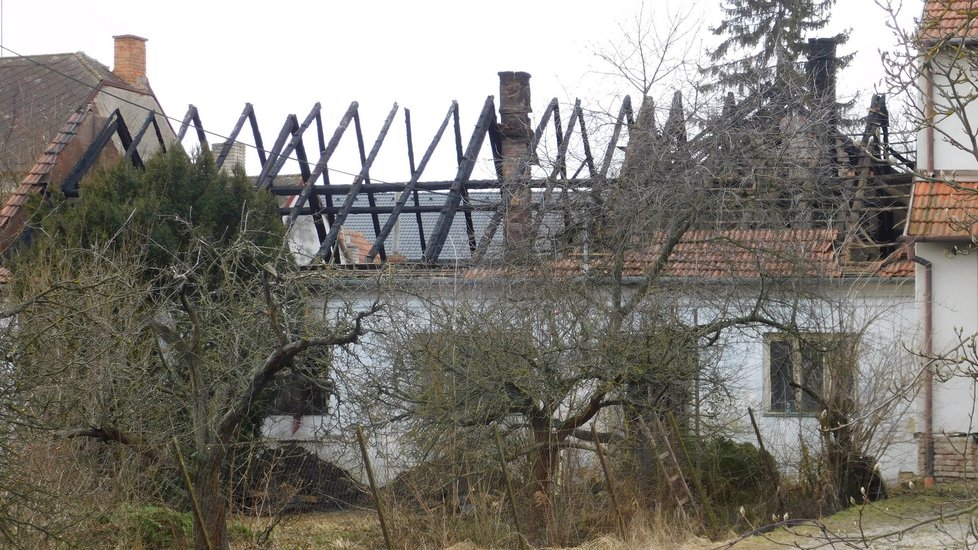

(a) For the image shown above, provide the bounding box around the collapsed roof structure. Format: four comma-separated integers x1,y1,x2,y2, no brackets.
0,36,915,278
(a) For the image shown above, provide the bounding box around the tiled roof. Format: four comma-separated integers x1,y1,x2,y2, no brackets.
550,229,843,278
920,0,978,41
0,52,126,175
460,229,912,280
0,109,89,251
874,246,917,278
905,180,978,238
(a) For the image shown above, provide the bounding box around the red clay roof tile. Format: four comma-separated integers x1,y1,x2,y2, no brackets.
921,0,978,41
905,180,978,238
0,108,87,246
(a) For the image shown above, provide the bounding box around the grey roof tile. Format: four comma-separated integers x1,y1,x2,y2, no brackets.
0,52,125,175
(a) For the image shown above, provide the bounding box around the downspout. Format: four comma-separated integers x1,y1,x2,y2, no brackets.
924,60,936,487
909,243,935,487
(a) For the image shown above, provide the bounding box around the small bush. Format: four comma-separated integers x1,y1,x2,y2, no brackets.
699,437,780,528
118,504,193,548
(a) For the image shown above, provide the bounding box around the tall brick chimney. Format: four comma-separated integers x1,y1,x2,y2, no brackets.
498,71,533,260
113,35,148,91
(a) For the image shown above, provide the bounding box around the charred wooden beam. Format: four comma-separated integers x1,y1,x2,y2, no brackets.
291,122,329,244
270,177,598,195
248,105,268,167
531,100,581,239
216,103,255,170
366,102,458,262
61,110,126,197
472,207,504,263
314,103,399,262
577,106,597,177
404,108,428,254
176,105,207,147
125,110,160,169
285,204,499,216
454,103,478,254
256,103,321,189
353,110,387,261
599,95,632,179
423,96,496,263
286,103,359,232
255,114,297,189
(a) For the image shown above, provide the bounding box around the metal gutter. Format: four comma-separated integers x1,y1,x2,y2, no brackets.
909,241,936,486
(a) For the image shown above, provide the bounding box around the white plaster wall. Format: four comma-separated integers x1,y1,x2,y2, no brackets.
916,242,978,435
262,277,919,484
716,280,918,481
917,50,978,172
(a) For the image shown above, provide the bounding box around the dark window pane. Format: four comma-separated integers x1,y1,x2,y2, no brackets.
770,339,794,412
799,340,823,412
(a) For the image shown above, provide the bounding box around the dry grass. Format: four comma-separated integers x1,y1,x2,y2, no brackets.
236,510,382,549
239,481,978,549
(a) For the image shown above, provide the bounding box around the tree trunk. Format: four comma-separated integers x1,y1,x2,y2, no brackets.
193,448,229,550
529,435,559,501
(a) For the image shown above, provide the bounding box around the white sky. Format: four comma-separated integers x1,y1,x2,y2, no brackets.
0,0,924,182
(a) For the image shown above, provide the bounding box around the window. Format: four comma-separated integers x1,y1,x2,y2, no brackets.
766,333,856,414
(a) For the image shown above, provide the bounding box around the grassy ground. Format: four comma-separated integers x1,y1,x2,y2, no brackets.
233,482,978,549
715,481,978,549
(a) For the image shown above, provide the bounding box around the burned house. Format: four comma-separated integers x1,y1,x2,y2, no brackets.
0,32,924,489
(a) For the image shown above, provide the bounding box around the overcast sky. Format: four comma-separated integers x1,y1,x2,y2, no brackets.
0,0,924,181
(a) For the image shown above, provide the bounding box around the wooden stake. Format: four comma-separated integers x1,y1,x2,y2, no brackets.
591,424,627,542
493,425,529,550
356,425,394,550
172,437,214,550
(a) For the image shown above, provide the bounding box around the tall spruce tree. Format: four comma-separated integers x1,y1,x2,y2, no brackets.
705,0,846,96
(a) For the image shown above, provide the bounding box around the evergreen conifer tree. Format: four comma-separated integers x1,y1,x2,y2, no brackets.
705,0,846,97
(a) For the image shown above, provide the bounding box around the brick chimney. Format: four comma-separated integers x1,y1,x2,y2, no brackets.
113,35,148,91
498,71,533,259
212,141,247,174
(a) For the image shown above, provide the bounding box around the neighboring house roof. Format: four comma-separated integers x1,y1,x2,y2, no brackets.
0,109,90,250
905,180,978,239
920,0,978,42
0,42,171,254
0,52,131,175
555,229,913,279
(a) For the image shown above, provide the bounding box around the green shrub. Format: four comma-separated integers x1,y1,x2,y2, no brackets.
118,504,193,548
699,437,780,528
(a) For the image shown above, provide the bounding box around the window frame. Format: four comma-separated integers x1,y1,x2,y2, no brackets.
763,332,857,416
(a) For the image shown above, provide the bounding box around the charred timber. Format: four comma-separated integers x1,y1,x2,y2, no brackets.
268,178,599,195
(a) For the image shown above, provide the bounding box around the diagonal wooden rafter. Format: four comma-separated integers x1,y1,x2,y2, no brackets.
314,103,400,263
423,96,497,264
365,102,459,262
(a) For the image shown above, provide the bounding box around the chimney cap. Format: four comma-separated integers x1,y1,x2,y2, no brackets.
113,34,147,42
498,71,531,81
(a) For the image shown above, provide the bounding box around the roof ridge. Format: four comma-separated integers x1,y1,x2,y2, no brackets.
72,51,127,86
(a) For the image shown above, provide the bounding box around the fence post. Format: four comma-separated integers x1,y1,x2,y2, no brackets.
172,437,214,550
591,424,627,541
494,425,530,550
356,425,394,550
